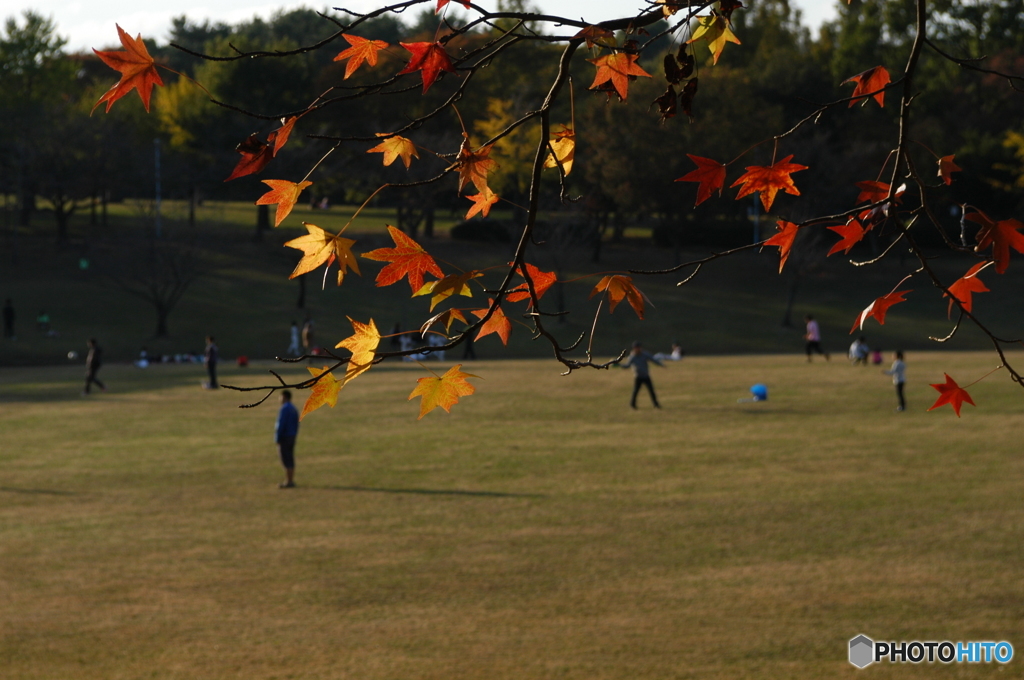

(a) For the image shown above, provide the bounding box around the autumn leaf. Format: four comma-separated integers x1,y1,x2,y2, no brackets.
589,275,646,319
587,52,652,101
574,25,616,48
225,134,274,182
271,116,298,156
928,373,976,417
543,126,575,176
255,179,313,227
456,140,498,194
436,0,471,12
465,187,499,219
506,263,557,305
854,180,905,206
414,271,481,311
843,65,891,107
764,220,800,273
333,34,389,79
676,154,727,206
827,219,867,256
300,366,341,420
92,25,164,113
850,290,912,333
408,364,479,419
945,261,992,316
362,225,444,293
731,155,807,212
398,41,456,93
471,303,512,344
367,134,419,169
335,317,381,384
965,209,1024,274
937,155,961,185
283,222,361,285
420,308,469,336
687,14,741,65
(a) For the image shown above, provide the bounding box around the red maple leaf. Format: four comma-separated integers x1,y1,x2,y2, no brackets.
928,373,976,417
92,25,165,113
271,116,298,156
945,261,991,316
471,303,512,345
224,134,273,182
763,220,800,273
506,263,557,305
937,155,961,185
398,41,456,93
827,219,867,256
843,65,891,108
854,180,905,206
965,209,1024,274
333,34,389,79
362,225,444,293
436,0,472,12
676,155,726,206
850,290,911,333
587,52,652,101
730,154,807,212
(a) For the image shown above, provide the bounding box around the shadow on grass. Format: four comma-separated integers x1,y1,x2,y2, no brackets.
0,487,77,496
317,485,545,499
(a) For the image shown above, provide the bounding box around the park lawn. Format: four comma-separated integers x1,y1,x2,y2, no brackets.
1,351,1022,679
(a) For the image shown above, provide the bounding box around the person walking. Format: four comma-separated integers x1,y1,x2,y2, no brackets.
83,338,106,395
275,390,300,488
883,350,907,412
287,321,301,356
623,341,662,409
203,335,219,389
2,298,14,340
804,314,830,362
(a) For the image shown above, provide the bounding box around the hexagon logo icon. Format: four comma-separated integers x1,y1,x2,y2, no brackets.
849,634,874,668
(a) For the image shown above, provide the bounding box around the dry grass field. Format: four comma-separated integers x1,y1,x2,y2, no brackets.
1,351,1022,678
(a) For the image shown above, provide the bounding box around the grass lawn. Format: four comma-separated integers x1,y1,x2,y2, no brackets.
1,352,1021,678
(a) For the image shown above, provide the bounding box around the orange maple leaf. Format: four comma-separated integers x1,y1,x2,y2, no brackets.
730,154,807,212
420,308,469,336
333,34,389,79
676,154,727,206
928,373,976,417
854,180,905,206
367,134,419,169
965,209,1024,274
255,179,313,227
589,275,646,319
850,290,912,333
408,364,479,419
764,219,800,273
471,303,512,344
543,126,576,176
398,41,456,93
574,25,616,49
283,222,361,286
465,188,499,219
92,25,164,113
362,225,444,293
827,219,867,256
436,0,471,12
506,263,557,305
456,140,498,194
414,271,481,311
945,261,991,317
271,116,298,156
587,52,652,101
335,317,380,385
300,366,341,420
937,155,961,185
687,14,741,65
844,65,891,108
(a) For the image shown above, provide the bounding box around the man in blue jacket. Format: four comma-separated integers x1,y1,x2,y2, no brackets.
275,390,300,488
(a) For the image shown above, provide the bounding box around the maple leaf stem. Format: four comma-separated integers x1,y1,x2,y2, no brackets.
301,145,337,184
962,365,1004,390
338,184,390,236
160,66,213,99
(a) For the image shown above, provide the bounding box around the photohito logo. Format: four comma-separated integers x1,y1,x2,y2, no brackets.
849,634,1013,668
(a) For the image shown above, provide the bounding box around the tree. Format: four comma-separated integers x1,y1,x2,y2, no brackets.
89,0,1024,417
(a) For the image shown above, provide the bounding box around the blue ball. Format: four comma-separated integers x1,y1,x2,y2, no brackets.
750,383,768,401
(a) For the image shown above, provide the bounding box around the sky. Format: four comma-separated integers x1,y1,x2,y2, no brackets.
1,0,838,53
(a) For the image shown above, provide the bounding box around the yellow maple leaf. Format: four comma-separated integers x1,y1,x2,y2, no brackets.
367,134,419,169
687,15,741,65
589,274,647,319
413,271,481,311
543,126,575,176
419,308,469,336
284,222,361,286
408,364,479,419
334,317,380,385
255,179,313,227
300,366,341,420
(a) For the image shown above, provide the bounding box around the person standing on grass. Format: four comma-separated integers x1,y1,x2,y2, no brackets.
275,390,300,488
623,341,662,409
83,338,106,395
883,350,907,412
203,335,219,389
804,314,830,362
287,321,301,356
3,298,14,340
